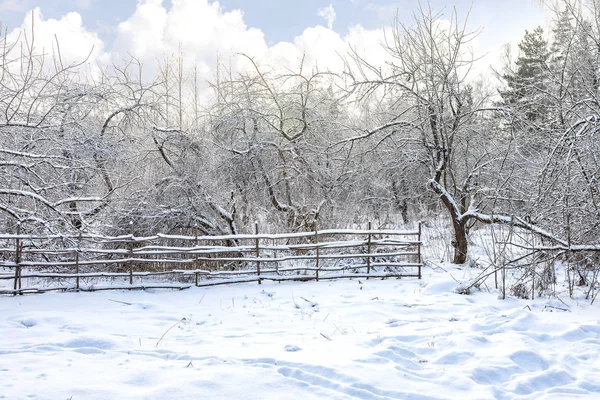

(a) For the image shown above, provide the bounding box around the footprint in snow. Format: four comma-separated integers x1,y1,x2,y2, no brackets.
509,350,548,372
284,345,302,352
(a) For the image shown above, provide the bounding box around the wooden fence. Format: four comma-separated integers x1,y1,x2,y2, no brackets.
0,222,422,295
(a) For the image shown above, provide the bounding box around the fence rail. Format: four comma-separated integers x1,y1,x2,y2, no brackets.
0,223,422,295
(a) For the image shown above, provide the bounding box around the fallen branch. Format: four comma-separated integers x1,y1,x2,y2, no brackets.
156,317,186,347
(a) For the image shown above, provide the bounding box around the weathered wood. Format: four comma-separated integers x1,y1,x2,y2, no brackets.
14,238,418,256
193,224,199,273
196,272,417,287
0,249,420,269
13,224,22,293
0,228,420,242
0,226,423,294
255,222,261,285
76,232,81,290
417,221,422,279
0,284,192,295
0,262,423,281
367,222,372,277
128,238,134,285
315,224,320,282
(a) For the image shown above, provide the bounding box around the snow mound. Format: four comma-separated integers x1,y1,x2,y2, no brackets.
422,279,460,295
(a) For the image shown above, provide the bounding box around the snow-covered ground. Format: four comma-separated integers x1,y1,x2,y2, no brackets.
2,266,600,399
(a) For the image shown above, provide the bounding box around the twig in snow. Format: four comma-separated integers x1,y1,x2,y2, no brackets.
198,293,206,304
320,333,332,341
301,297,318,307
156,317,186,347
109,299,132,306
427,260,461,283
292,292,300,309
332,323,346,335
554,295,570,308
543,305,570,312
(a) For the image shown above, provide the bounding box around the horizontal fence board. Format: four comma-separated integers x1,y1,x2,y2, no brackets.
0,263,421,280
0,228,419,242
1,224,423,294
0,260,422,272
10,239,419,257
0,284,192,295
0,252,420,269
196,273,418,287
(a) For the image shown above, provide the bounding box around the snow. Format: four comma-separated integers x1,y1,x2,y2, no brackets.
2,267,600,399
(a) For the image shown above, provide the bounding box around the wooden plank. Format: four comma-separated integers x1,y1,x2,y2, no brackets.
5,239,419,257
366,222,372,276
0,225,424,294
255,222,261,285
417,221,422,279
0,284,192,295
195,273,418,287
0,250,420,269
0,228,420,242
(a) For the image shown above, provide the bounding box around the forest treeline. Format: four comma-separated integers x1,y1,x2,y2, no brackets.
1,0,599,265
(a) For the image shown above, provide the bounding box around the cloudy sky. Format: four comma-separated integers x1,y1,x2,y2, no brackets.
0,0,549,79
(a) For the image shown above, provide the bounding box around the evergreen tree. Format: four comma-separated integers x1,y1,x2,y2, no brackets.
500,27,550,124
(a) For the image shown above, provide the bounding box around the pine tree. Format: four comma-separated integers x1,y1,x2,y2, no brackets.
500,27,550,124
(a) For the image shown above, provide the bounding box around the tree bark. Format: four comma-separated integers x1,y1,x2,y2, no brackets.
430,179,469,264
452,219,468,264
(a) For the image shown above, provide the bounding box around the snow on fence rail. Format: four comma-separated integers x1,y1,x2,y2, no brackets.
0,222,422,295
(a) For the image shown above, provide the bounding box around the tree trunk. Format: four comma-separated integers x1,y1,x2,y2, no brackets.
432,179,469,264
452,219,468,264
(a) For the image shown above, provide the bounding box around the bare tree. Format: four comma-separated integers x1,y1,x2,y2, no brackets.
0,18,111,232
345,5,564,263
207,56,355,231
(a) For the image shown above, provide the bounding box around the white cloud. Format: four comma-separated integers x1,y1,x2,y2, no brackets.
109,0,390,82
291,26,346,71
6,8,107,71
345,24,390,66
317,4,336,30
2,0,396,89
112,0,268,78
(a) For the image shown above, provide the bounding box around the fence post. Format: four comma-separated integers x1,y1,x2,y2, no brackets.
75,231,81,291
194,224,199,278
315,223,319,282
128,221,134,286
366,221,372,278
417,221,422,279
274,238,279,275
194,224,200,286
255,222,261,284
13,223,22,293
